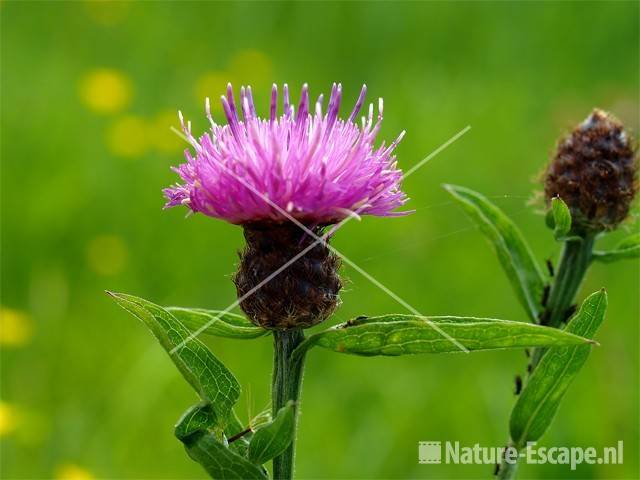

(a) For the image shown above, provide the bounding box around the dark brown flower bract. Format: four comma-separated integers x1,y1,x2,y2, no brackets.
544,109,637,233
234,223,341,329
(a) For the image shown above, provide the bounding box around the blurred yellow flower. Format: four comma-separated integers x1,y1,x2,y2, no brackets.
194,71,230,106
55,464,95,480
0,308,33,347
0,402,19,437
228,50,272,86
106,115,149,158
86,235,128,276
150,110,183,154
79,69,132,114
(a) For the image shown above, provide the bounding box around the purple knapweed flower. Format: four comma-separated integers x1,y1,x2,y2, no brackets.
164,83,409,225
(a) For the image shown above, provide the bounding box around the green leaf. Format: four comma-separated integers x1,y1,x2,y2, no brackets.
248,401,296,465
509,290,607,447
294,315,593,359
593,232,640,263
166,307,267,339
175,403,266,479
108,292,240,424
186,434,268,479
175,402,220,442
444,184,546,322
549,197,573,241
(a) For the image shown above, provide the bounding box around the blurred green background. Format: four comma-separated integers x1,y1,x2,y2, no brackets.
1,1,638,479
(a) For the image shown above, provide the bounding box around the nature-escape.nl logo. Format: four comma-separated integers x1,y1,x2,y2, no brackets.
418,441,624,471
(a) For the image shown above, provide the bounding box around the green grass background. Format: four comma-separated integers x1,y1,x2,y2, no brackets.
1,1,638,478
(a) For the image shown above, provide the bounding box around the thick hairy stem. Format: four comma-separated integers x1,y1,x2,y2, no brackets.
272,329,306,480
496,235,594,478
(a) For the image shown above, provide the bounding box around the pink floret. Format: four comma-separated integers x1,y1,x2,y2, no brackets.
164,83,410,225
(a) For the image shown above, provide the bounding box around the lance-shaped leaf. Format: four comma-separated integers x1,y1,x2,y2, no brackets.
509,290,607,447
166,307,267,339
248,401,296,465
175,403,267,480
108,292,240,424
593,232,640,263
293,315,593,359
444,184,546,322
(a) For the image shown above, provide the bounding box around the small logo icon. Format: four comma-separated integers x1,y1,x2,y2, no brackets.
419,441,442,464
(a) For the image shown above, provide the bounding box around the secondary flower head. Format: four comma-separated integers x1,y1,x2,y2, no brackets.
544,109,637,233
164,83,409,225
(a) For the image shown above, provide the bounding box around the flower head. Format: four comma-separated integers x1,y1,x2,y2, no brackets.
164,83,409,225
544,109,637,233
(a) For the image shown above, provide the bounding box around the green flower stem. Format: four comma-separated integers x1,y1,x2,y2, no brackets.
497,234,595,479
496,445,519,480
271,329,306,480
530,234,595,369
546,235,595,328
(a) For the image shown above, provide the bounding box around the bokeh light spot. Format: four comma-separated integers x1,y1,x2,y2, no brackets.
0,308,33,347
194,72,230,106
228,50,272,86
106,115,149,158
0,402,19,437
79,69,132,114
86,235,128,276
55,464,95,480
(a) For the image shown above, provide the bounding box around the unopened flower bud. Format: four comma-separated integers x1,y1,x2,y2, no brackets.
544,109,637,233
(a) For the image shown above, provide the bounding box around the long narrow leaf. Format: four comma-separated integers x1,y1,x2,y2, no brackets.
509,290,607,447
593,232,640,263
108,292,240,424
444,184,546,321
294,315,593,359
166,307,267,339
